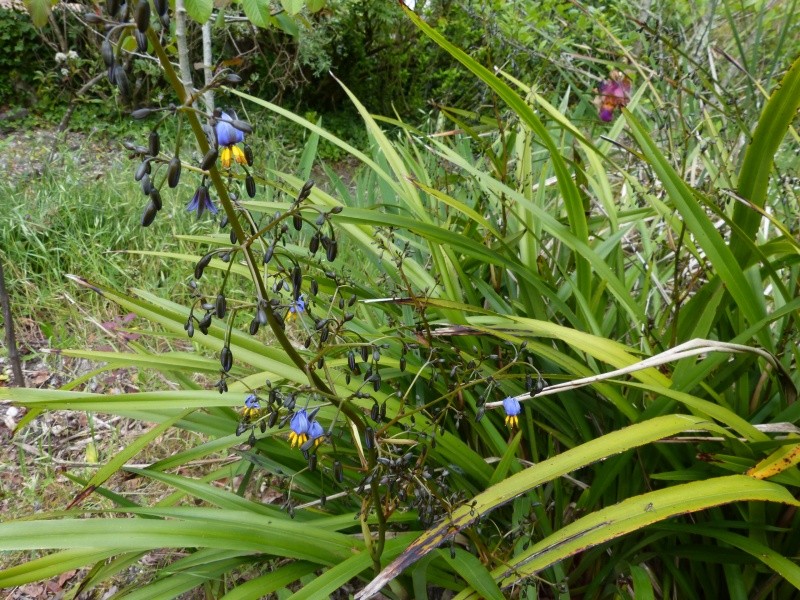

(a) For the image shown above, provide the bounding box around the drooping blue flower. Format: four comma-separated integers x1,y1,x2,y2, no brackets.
286,295,306,322
502,396,521,429
186,185,217,217
215,111,245,147
241,393,260,422
288,408,310,448
308,419,325,447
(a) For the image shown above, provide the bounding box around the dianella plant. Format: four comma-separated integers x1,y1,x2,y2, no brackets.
2,0,800,598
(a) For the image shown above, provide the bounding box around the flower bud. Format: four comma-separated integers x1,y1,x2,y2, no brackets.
291,266,302,298
243,144,254,166
225,73,242,85
135,0,150,33
309,278,318,296
84,12,105,23
365,427,374,450
153,0,167,17
245,174,256,198
333,460,343,483
167,155,181,188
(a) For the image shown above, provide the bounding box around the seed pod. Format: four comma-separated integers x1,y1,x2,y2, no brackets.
380,401,387,421
370,403,379,422
315,213,326,227
135,0,150,33
249,317,259,335
148,130,160,156
345,372,351,384
263,244,275,264
364,427,374,451
166,155,181,187
220,346,233,372
309,278,318,296
291,266,302,298
229,229,237,244
200,148,218,171
330,205,343,214
475,407,485,422
140,174,153,195
141,199,157,227
134,160,148,181
299,179,314,200
194,251,214,279
399,356,406,371
317,357,324,369
360,346,369,363
149,188,162,211
347,351,356,372
159,12,169,27
372,372,381,392
230,119,253,134
308,453,317,472
338,297,345,310
131,107,155,120
243,144,254,166
153,0,167,17
268,410,278,428
308,233,320,255
372,348,381,363
84,11,105,23
101,39,114,68
292,213,303,231
333,460,343,483
114,65,130,101
245,174,256,198
343,312,354,322
186,320,194,337
326,239,338,262
215,293,226,319
134,29,147,53
257,306,268,326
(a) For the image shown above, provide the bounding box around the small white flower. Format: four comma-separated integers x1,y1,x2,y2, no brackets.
55,52,67,64
61,68,69,77
67,50,79,61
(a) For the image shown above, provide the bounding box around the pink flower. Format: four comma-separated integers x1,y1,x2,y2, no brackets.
594,70,631,122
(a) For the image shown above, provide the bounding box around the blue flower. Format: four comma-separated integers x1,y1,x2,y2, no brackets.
215,111,244,146
286,295,306,322
308,419,325,447
242,394,260,422
288,408,310,448
216,112,246,169
502,396,521,429
187,185,217,217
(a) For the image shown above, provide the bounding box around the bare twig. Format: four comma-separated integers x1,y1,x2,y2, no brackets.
0,257,25,387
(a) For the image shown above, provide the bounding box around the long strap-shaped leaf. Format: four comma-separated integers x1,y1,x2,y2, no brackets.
460,475,800,597
733,54,800,265
355,414,727,598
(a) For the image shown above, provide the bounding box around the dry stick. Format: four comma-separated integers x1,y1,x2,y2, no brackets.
484,338,785,409
0,258,25,387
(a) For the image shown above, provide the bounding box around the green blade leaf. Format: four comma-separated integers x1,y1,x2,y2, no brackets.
185,0,213,24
